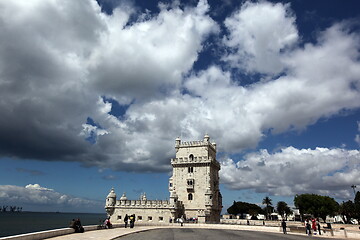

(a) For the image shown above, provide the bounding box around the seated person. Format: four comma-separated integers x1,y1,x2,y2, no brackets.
104,217,112,229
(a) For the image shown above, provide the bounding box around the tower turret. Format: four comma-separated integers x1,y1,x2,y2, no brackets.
105,188,116,216
140,192,147,201
175,137,181,152
204,134,210,142
120,192,127,201
169,191,178,205
106,188,116,207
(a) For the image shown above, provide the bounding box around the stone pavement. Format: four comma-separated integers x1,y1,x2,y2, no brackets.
106,228,348,240
47,224,356,240
48,226,162,240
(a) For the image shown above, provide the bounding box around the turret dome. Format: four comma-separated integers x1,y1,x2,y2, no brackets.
120,192,127,201
107,188,116,198
204,133,210,142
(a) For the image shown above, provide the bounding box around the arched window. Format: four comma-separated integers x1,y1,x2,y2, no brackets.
188,167,194,173
189,154,194,161
188,193,193,200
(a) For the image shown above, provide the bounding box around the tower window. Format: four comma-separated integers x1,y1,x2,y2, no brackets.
189,154,194,161
187,179,194,190
188,167,194,173
188,193,193,200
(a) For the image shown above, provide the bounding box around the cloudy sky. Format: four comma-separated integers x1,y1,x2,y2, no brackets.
0,0,359,213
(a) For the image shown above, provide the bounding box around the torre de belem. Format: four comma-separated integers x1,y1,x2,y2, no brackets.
105,134,222,223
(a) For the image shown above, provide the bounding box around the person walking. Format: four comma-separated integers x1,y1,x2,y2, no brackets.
317,218,321,235
129,214,135,228
306,219,311,236
124,214,128,228
281,219,287,234
312,218,317,234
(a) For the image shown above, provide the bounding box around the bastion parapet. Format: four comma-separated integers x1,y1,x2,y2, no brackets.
115,199,182,209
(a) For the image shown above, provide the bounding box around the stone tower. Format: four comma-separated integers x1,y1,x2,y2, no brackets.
169,134,222,223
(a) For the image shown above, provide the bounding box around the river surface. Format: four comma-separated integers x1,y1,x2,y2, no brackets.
0,211,106,237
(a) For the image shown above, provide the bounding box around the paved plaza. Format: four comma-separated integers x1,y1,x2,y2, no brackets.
46,225,348,240
114,228,341,240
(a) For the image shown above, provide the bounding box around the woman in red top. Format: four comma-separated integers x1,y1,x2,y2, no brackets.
312,218,317,232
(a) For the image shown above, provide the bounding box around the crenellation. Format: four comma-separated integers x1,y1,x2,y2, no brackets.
178,140,215,149
115,199,174,208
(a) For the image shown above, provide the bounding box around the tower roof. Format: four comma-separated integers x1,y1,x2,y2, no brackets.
107,188,116,198
204,133,210,142
120,192,127,201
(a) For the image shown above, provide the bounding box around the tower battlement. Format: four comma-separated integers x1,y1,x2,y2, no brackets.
115,199,182,209
177,140,216,149
175,134,216,151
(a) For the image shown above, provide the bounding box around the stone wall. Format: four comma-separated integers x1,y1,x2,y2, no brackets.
107,199,183,224
110,207,173,224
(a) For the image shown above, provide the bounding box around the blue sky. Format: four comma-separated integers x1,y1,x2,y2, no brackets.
0,0,359,213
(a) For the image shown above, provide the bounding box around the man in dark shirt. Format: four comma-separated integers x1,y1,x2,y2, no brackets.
281,219,287,234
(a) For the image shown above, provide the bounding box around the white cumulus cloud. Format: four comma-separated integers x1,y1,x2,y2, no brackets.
220,147,360,199
25,184,54,191
222,1,298,74
0,184,102,212
355,121,360,146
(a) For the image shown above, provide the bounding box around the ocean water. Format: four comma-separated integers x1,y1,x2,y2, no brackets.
0,212,106,237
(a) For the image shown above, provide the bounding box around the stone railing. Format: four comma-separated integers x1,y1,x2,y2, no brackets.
171,156,212,164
